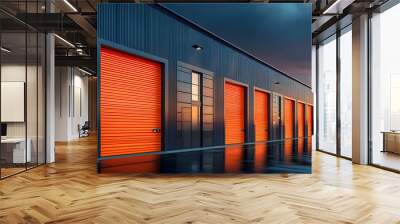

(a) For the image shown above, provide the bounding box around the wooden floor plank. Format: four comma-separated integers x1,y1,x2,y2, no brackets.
1,136,400,223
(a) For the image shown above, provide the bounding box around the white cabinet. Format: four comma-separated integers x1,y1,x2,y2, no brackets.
1,138,32,163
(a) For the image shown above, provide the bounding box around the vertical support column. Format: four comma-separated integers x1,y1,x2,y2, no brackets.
247,87,254,143
294,100,298,140
0,29,2,179
45,0,55,163
336,30,341,156
315,45,319,151
46,32,55,163
352,14,369,164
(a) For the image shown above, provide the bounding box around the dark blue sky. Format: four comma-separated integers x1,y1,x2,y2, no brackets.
163,3,312,86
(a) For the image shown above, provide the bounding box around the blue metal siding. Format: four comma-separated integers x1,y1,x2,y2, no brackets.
97,4,313,150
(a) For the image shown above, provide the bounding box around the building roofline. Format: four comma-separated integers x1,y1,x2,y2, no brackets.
156,4,311,89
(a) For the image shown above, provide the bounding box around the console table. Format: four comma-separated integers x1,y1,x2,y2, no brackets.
382,131,400,154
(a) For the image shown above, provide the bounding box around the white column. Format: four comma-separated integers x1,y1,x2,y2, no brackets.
352,14,369,164
46,32,55,163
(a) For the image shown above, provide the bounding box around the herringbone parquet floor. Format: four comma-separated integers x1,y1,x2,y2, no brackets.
1,136,400,224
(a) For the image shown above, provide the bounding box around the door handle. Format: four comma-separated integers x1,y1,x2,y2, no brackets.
152,128,161,133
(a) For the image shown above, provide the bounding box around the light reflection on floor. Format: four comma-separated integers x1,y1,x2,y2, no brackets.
100,139,312,174
372,150,400,171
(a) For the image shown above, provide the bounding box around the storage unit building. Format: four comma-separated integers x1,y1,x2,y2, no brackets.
97,4,313,160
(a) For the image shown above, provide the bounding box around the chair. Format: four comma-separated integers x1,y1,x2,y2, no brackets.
79,121,90,138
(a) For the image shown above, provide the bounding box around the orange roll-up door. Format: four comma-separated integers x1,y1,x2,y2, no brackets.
254,90,269,142
297,102,305,138
306,105,313,137
224,82,245,144
254,143,267,172
224,82,245,172
284,98,294,160
101,155,160,173
224,146,243,173
100,47,162,157
284,98,294,139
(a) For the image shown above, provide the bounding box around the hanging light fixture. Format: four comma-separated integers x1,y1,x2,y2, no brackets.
1,47,11,53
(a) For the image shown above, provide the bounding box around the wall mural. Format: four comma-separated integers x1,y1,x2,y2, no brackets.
97,3,313,174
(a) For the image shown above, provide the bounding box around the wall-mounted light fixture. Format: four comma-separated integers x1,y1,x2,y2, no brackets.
75,42,85,48
192,44,203,51
63,0,78,12
1,47,11,53
76,48,84,55
274,81,280,85
54,34,75,48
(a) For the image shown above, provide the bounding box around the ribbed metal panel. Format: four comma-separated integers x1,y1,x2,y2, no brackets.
284,99,295,138
97,4,313,101
224,82,245,144
306,105,313,137
297,102,305,138
100,47,162,156
254,90,269,141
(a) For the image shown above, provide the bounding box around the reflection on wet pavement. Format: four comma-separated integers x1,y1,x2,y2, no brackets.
100,139,312,174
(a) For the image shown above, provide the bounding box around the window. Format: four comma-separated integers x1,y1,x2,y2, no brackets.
0,2,46,179
202,74,214,146
177,67,214,148
371,4,400,171
317,35,337,154
339,27,352,158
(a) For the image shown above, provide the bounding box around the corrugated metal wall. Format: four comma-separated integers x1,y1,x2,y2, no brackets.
98,4,313,151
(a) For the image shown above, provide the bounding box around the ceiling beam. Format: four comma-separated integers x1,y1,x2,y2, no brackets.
323,0,356,14
55,55,96,69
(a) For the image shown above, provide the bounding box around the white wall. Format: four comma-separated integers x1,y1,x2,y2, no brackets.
55,67,70,141
71,71,89,138
1,64,38,138
1,65,26,139
1,63,46,164
55,67,89,141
